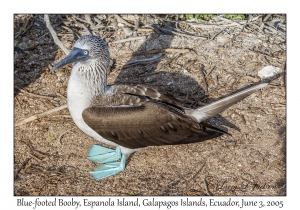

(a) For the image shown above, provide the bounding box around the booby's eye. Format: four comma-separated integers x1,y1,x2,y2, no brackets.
84,50,88,55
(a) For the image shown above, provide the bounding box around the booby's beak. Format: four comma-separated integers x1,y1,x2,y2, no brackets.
51,47,90,72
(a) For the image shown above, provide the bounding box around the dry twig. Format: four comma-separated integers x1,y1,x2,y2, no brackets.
84,15,95,27
72,15,96,31
14,158,31,180
116,48,190,59
20,89,55,100
153,25,208,39
72,15,90,24
156,53,182,72
122,53,163,68
205,66,216,79
44,15,70,55
59,127,76,144
73,20,91,35
112,36,146,44
114,15,135,28
199,64,208,95
190,23,243,30
15,104,68,127
210,29,225,40
263,14,272,22
204,179,212,196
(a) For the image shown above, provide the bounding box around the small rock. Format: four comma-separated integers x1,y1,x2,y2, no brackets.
111,18,118,28
29,42,36,50
123,27,133,37
117,23,124,27
258,66,281,79
55,70,65,80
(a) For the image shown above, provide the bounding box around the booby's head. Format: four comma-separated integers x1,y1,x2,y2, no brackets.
51,35,110,72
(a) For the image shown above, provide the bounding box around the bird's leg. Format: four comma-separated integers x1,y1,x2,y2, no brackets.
90,153,126,180
88,145,121,163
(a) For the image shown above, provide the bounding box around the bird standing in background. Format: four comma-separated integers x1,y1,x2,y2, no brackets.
51,35,267,180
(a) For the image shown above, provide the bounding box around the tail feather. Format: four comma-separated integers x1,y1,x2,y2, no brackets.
188,83,268,122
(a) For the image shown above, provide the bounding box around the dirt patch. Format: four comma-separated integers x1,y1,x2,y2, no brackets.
14,14,286,196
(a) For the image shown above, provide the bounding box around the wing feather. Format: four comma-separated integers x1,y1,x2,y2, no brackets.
83,95,223,149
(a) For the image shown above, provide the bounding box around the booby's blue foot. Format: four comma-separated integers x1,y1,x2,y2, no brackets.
88,145,121,163
90,154,127,180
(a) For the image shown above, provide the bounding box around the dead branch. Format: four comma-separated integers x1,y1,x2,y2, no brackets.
44,15,70,55
15,104,68,127
190,23,243,30
20,89,55,100
72,15,94,28
182,60,196,69
189,15,262,31
112,36,146,44
153,25,208,39
134,15,139,30
14,158,31,180
59,127,76,144
217,15,261,24
73,19,91,35
114,15,135,28
84,15,95,27
119,53,163,69
57,92,67,100
205,66,216,79
72,15,89,24
199,64,208,95
116,48,190,59
156,53,182,72
264,22,285,35
137,28,154,33
61,25,81,39
92,24,108,31
263,14,272,22
222,24,247,47
210,29,225,40
204,179,212,196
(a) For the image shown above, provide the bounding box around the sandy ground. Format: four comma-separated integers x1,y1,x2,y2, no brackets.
14,14,286,196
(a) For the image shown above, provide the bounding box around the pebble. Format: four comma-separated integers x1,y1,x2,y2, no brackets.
123,27,133,37
258,65,281,79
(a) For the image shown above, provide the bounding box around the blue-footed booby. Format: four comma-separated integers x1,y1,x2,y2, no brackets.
51,35,267,180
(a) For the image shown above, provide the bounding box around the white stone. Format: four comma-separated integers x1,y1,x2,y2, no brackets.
258,66,281,79
123,27,133,37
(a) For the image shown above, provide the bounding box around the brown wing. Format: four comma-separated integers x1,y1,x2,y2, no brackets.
101,85,193,108
82,91,223,149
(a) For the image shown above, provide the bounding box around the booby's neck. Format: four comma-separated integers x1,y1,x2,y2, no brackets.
71,60,108,98
66,59,117,147
67,59,108,116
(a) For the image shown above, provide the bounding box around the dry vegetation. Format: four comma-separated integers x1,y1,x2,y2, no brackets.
14,14,286,196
